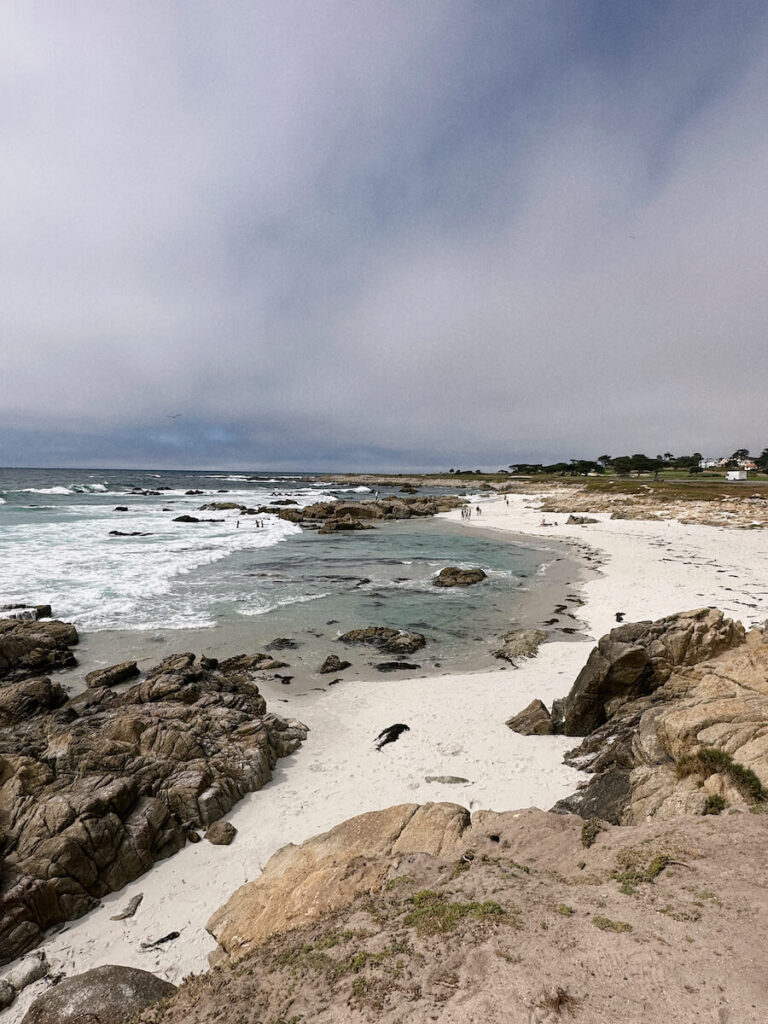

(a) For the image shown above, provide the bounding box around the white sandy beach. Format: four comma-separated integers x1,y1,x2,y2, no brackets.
7,489,768,1020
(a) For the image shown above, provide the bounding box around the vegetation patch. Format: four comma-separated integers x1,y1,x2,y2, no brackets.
612,849,670,894
403,890,507,935
702,794,727,815
592,915,632,933
676,747,768,803
555,904,575,916
581,818,605,848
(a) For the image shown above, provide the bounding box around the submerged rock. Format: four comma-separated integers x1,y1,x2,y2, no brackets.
433,567,488,587
339,626,426,655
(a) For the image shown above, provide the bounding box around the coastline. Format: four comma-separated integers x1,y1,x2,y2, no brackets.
7,488,768,1020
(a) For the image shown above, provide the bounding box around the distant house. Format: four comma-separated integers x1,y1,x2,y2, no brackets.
739,459,757,470
699,458,719,469
726,470,747,481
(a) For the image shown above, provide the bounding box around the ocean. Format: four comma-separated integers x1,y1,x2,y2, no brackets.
0,467,584,689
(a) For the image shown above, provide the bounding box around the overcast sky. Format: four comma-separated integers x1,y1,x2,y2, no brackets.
3,1,768,470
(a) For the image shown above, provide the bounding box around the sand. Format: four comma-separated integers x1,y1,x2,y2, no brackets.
6,489,768,1021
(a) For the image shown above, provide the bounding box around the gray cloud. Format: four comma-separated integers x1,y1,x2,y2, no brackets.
3,1,768,469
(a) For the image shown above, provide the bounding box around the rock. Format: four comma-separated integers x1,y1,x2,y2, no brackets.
319,654,351,674
1,605,52,622
339,627,426,655
198,502,246,511
0,981,14,1009
2,951,48,992
317,515,374,533
0,619,79,683
85,661,140,689
173,514,199,523
0,652,307,964
268,499,298,506
424,775,470,784
506,698,554,735
113,506,128,511
493,628,547,664
547,611,764,825
108,531,152,537
207,803,470,960
0,677,67,725
432,567,487,587
374,661,420,672
267,638,299,650
557,608,745,736
566,514,598,524
206,822,237,846
21,965,176,1024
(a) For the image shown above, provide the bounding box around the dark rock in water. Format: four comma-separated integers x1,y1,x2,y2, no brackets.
375,723,410,750
1,605,52,622
267,638,299,650
20,965,176,1024
173,514,199,523
109,530,152,537
206,821,237,846
318,515,375,534
269,499,298,505
85,661,140,689
0,618,79,683
432,567,488,588
199,501,246,511
339,626,425,655
0,650,307,965
185,489,204,495
566,514,599,524
556,608,745,736
374,662,420,672
506,699,554,735
319,654,351,674
113,505,129,511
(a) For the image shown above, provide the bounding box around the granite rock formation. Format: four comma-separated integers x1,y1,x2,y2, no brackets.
0,653,307,964
432,567,487,587
21,964,176,1023
0,618,79,683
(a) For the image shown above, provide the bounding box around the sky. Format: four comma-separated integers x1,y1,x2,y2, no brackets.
2,0,768,471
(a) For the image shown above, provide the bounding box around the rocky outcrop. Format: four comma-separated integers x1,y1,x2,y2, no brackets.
0,618,79,683
207,803,470,960
133,805,768,1024
493,628,547,665
85,661,140,688
432,567,487,587
555,608,745,735
505,609,768,825
0,606,52,622
21,965,176,1023
338,626,426,655
0,653,307,964
269,495,464,533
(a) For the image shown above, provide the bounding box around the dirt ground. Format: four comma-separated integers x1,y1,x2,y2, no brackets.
135,807,768,1024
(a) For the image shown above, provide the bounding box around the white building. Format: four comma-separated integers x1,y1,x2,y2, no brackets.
726,470,747,481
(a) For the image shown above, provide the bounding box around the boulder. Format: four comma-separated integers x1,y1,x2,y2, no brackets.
557,608,745,736
206,821,237,846
506,699,554,735
0,619,79,683
85,661,140,689
172,514,199,523
433,567,488,587
207,803,470,960
339,626,426,655
319,654,351,674
198,502,246,511
0,652,307,964
566,514,598,524
494,628,547,664
21,965,176,1024
1,605,52,621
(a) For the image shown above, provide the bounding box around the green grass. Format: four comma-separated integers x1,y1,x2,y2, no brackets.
702,794,727,815
581,819,605,848
676,748,768,803
403,890,506,935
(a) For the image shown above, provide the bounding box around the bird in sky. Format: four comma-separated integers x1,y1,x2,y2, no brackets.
167,413,182,420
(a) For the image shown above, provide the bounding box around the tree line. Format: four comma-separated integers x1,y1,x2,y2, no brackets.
501,448,768,477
